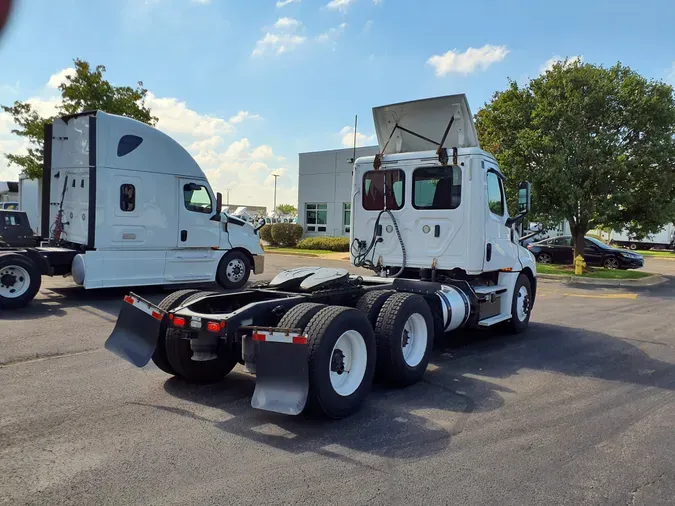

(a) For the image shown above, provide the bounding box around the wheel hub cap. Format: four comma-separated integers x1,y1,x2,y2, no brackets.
331,349,346,374
1,272,17,287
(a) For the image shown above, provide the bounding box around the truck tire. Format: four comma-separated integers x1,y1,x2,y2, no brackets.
165,328,238,384
304,306,376,419
278,303,325,330
506,274,532,334
355,290,394,327
152,289,201,374
216,251,251,290
374,293,434,386
0,254,41,309
181,290,220,307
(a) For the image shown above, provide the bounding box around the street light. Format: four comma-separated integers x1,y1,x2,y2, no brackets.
272,173,279,213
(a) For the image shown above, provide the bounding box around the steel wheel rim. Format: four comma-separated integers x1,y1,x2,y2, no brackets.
605,257,619,269
538,254,551,264
516,286,530,322
226,259,245,282
402,313,428,367
0,265,30,298
330,330,368,397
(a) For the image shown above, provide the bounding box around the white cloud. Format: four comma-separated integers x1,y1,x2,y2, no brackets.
46,68,75,89
275,17,301,29
317,23,347,43
276,0,301,7
146,92,234,137
251,145,275,159
373,0,383,4
540,55,583,74
191,0,211,3
363,20,373,32
340,125,376,148
667,62,675,85
326,0,355,13
229,110,261,124
427,44,509,77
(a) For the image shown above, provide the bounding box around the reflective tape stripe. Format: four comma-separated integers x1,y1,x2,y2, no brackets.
251,331,308,345
123,294,163,321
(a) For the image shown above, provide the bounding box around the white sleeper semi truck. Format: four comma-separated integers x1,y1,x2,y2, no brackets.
0,111,264,309
105,95,537,419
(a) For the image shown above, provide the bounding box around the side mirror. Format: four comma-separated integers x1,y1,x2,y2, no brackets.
254,219,266,233
518,182,531,214
210,192,223,222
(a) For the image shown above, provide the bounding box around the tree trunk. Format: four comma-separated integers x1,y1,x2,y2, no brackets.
570,224,588,259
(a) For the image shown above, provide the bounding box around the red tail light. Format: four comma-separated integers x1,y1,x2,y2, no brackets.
173,317,186,328
206,321,225,333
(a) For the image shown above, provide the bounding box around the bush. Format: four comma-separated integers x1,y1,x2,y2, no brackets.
297,236,350,252
260,224,274,244
270,223,304,247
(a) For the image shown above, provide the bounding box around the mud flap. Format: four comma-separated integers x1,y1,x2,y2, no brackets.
104,294,165,368
251,339,309,416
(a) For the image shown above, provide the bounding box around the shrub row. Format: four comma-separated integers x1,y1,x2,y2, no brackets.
260,223,304,247
297,236,350,252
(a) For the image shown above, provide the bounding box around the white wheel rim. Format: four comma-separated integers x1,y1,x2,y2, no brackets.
329,330,368,397
0,265,30,299
226,259,245,282
605,258,618,269
402,313,428,367
516,286,530,322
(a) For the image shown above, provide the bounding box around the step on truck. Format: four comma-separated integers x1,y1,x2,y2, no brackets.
105,94,538,419
0,111,264,309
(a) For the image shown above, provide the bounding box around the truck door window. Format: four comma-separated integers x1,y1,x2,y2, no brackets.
183,183,213,214
487,172,504,216
413,166,461,209
362,170,405,211
120,184,136,212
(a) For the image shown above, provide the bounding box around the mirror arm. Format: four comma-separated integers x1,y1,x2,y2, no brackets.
506,210,528,228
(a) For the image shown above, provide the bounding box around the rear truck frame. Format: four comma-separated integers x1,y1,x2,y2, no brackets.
105,266,536,419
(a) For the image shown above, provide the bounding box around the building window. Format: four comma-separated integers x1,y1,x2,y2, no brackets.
412,166,461,209
306,203,327,232
183,183,213,214
343,203,351,234
120,184,135,212
117,135,143,157
487,172,504,216
362,169,405,211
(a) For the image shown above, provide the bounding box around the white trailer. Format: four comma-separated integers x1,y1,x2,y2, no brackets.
0,111,265,309
610,224,675,250
105,94,537,419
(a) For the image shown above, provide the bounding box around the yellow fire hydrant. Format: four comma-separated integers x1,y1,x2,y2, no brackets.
574,254,586,275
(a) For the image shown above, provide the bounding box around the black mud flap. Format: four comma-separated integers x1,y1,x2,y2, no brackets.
104,293,165,368
251,335,310,416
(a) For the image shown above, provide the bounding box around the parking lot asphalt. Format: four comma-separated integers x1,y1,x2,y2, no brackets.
1,256,674,506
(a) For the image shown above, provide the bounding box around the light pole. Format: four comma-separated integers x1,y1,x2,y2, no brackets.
225,189,231,205
272,173,279,214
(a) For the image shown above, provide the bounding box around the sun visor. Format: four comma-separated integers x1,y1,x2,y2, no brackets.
372,94,479,154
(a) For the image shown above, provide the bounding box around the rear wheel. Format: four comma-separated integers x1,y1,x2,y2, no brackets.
165,328,238,384
0,255,41,309
304,306,376,419
629,243,638,250
355,290,394,327
278,302,326,330
152,289,200,374
374,293,434,386
537,252,552,264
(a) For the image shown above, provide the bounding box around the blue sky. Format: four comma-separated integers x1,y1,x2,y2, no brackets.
1,0,674,209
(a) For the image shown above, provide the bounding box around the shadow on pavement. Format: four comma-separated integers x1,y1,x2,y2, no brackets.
150,321,674,465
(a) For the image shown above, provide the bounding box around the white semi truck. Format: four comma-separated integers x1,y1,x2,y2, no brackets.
0,111,265,309
610,224,675,251
105,94,537,419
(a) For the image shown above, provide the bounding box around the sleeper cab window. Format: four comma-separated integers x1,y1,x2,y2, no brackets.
362,169,405,211
183,183,213,214
117,135,143,157
120,184,136,212
413,165,461,210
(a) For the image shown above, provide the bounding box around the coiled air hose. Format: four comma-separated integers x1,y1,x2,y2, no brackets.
351,209,406,278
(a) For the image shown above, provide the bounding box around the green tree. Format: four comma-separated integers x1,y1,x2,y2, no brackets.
476,60,675,257
276,204,297,215
2,58,157,179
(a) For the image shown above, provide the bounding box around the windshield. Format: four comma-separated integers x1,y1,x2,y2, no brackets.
586,236,611,249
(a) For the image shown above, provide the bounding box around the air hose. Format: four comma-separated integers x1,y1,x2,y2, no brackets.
351,209,406,278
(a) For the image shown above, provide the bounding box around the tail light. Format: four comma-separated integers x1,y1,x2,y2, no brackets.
173,316,186,328
206,321,226,333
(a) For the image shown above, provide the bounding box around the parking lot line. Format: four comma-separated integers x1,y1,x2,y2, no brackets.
562,293,638,300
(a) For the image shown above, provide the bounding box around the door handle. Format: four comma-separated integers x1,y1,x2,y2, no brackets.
181,230,187,242
486,243,492,262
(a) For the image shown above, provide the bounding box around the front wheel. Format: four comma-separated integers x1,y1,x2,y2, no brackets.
216,250,251,290
603,256,620,269
0,255,41,309
506,274,532,334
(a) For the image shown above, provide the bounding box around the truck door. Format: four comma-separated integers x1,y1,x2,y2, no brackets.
177,179,220,248
483,167,518,271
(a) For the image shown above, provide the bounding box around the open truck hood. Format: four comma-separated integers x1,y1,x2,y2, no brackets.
372,94,479,154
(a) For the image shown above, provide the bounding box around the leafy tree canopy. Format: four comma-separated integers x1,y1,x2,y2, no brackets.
2,58,157,179
276,204,297,215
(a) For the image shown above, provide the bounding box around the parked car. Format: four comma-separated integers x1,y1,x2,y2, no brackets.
527,235,644,269
0,210,39,247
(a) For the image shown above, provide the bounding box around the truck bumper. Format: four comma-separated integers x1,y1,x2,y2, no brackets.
104,293,165,367
253,255,264,275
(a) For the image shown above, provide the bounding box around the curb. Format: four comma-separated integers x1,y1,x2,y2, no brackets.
537,273,667,287
265,251,319,258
